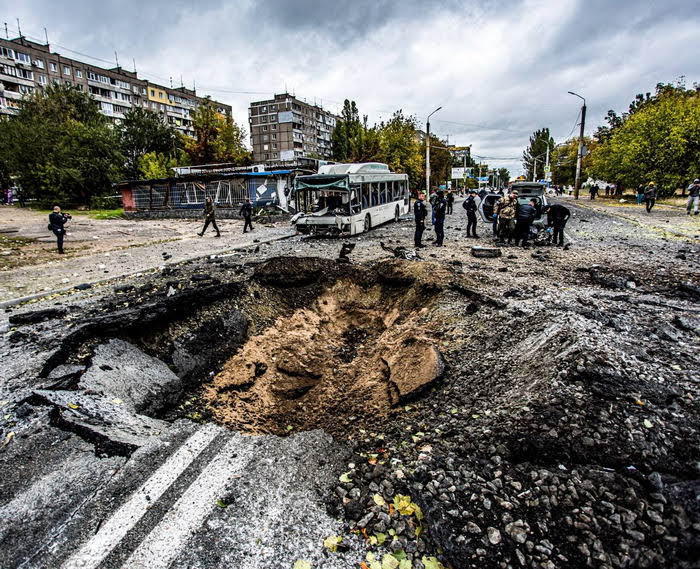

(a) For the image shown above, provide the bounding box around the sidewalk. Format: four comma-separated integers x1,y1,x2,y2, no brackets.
0,214,294,303
559,195,700,241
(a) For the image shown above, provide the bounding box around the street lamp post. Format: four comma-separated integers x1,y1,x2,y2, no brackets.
568,91,586,200
425,106,442,196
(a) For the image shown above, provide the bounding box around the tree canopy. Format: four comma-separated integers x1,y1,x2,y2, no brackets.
0,84,123,206
183,98,251,165
331,100,457,190
117,107,178,180
589,81,700,191
522,128,554,181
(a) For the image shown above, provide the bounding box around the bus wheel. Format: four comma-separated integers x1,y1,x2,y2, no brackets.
364,214,371,233
394,205,400,222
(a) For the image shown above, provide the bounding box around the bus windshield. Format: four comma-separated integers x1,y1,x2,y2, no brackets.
295,188,354,215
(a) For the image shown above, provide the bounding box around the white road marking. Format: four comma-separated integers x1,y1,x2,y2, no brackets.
61,424,221,569
125,435,251,569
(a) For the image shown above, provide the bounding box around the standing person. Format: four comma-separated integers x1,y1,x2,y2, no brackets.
605,185,611,197
446,190,455,215
644,182,657,213
239,198,254,233
198,196,221,237
429,190,438,226
543,204,571,247
495,190,518,244
413,192,428,247
514,198,537,247
687,179,700,215
48,206,71,254
462,190,478,238
636,184,645,205
433,190,447,246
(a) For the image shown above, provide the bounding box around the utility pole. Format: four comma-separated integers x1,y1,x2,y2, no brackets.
425,106,442,196
569,91,586,200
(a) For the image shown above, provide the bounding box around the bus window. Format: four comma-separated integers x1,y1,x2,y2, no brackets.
379,182,385,204
392,181,399,201
371,183,379,206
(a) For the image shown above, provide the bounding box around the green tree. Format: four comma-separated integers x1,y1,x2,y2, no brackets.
375,111,424,189
497,168,510,186
522,128,554,181
117,107,178,180
184,98,250,165
0,84,123,206
589,82,700,193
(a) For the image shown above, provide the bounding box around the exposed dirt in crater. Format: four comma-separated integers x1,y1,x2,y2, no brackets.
204,275,446,435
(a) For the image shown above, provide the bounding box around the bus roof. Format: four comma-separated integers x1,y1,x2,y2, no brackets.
318,162,391,175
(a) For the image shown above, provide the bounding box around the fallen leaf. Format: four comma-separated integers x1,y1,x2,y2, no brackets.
643,419,653,429
215,499,228,509
422,557,444,569
373,493,387,507
293,561,312,569
339,472,352,483
68,403,80,409
1,431,15,449
323,535,342,552
381,554,399,569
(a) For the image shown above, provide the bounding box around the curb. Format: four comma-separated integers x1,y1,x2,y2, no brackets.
1,232,297,310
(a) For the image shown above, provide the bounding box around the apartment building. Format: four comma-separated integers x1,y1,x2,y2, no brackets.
0,36,232,136
248,93,337,163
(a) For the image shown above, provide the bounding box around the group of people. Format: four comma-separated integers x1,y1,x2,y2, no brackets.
413,188,571,249
196,196,255,238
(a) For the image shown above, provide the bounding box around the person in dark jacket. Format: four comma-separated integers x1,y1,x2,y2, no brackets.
414,192,428,247
514,199,537,246
643,182,657,213
198,197,221,237
48,206,71,254
446,191,455,214
462,190,478,238
433,190,447,246
543,204,571,246
239,198,254,233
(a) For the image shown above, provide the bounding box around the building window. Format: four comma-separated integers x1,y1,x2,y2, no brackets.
38,74,47,85
50,62,57,72
263,125,268,131
158,92,164,99
63,66,71,75
0,46,15,59
33,59,44,69
17,68,33,80
142,87,147,95
150,89,155,96
15,51,30,64
76,70,83,78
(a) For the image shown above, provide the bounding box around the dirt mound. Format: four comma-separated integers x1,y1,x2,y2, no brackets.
204,278,445,435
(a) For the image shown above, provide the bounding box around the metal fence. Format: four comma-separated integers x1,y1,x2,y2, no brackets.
126,176,282,211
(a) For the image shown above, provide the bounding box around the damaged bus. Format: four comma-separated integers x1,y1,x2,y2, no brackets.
292,163,409,235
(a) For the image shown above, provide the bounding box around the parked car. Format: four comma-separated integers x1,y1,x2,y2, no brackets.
477,182,550,242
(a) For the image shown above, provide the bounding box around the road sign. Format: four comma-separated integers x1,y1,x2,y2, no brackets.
451,167,467,179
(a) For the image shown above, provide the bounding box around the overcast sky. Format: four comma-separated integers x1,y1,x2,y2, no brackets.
5,0,700,175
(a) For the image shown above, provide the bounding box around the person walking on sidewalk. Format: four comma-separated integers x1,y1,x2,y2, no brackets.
462,190,478,238
433,190,447,246
48,206,71,254
198,197,220,237
687,179,700,215
643,182,657,213
413,192,428,247
446,190,455,214
240,198,254,233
